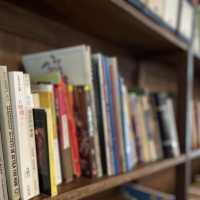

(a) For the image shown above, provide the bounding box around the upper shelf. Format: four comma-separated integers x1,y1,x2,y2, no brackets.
7,0,189,52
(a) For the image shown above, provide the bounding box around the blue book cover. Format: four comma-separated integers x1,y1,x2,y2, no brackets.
102,56,119,175
122,184,176,200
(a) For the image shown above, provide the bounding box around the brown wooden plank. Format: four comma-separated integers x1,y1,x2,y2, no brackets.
32,156,186,200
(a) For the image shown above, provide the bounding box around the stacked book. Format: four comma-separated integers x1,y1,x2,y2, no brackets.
0,45,180,199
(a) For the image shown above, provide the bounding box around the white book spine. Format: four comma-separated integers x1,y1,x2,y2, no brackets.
0,66,20,200
0,131,8,200
23,74,40,197
9,72,35,200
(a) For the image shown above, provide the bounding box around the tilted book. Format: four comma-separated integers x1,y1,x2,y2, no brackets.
0,130,8,200
0,66,20,200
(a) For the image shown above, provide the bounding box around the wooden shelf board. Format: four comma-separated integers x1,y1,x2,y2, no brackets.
34,155,186,200
6,0,189,52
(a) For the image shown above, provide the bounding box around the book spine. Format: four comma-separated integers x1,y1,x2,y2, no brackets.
142,94,157,161
109,58,126,173
92,56,107,175
0,66,20,200
54,83,73,182
45,109,58,196
101,56,115,176
0,130,8,200
66,84,81,177
33,109,51,196
23,74,40,197
9,72,34,199
104,57,119,174
129,94,144,163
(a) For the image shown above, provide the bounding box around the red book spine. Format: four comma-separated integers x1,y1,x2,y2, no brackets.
66,84,81,177
54,81,73,182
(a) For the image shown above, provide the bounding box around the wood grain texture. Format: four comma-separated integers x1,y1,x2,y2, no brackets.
32,156,186,200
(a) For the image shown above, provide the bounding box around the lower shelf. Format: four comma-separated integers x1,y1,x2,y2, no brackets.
35,155,186,200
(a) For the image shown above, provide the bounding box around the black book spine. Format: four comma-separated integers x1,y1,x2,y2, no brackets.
152,93,174,158
32,109,51,195
92,58,107,175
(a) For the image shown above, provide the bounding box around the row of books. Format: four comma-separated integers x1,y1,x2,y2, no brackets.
0,45,180,200
192,100,200,149
127,0,195,42
121,183,175,200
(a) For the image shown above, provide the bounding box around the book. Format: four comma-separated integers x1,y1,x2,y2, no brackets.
33,109,53,196
142,93,157,161
120,79,137,171
122,184,175,200
34,84,62,185
65,84,81,177
0,66,20,200
179,0,194,41
102,56,120,174
153,93,180,158
32,93,40,108
0,130,8,200
23,74,40,197
109,57,126,173
163,0,180,29
54,81,73,182
147,0,165,19
73,86,98,177
92,54,114,176
9,71,39,199
192,101,199,149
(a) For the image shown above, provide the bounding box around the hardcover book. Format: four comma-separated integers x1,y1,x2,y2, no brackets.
0,66,20,200
73,86,98,177
54,81,73,182
33,109,52,196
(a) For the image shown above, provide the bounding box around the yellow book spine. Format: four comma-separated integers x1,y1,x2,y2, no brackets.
45,108,58,196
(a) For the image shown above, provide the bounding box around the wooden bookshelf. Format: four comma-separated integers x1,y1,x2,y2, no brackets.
34,155,186,200
0,0,199,200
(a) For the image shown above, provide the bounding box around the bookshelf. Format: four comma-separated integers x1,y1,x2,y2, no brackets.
0,0,199,200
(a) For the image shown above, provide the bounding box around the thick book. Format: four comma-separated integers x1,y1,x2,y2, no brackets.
0,66,20,200
34,84,62,184
192,102,199,149
122,184,175,200
9,72,39,199
109,57,126,173
54,81,73,182
65,84,81,177
93,54,114,176
33,108,56,196
0,130,8,200
73,86,98,177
